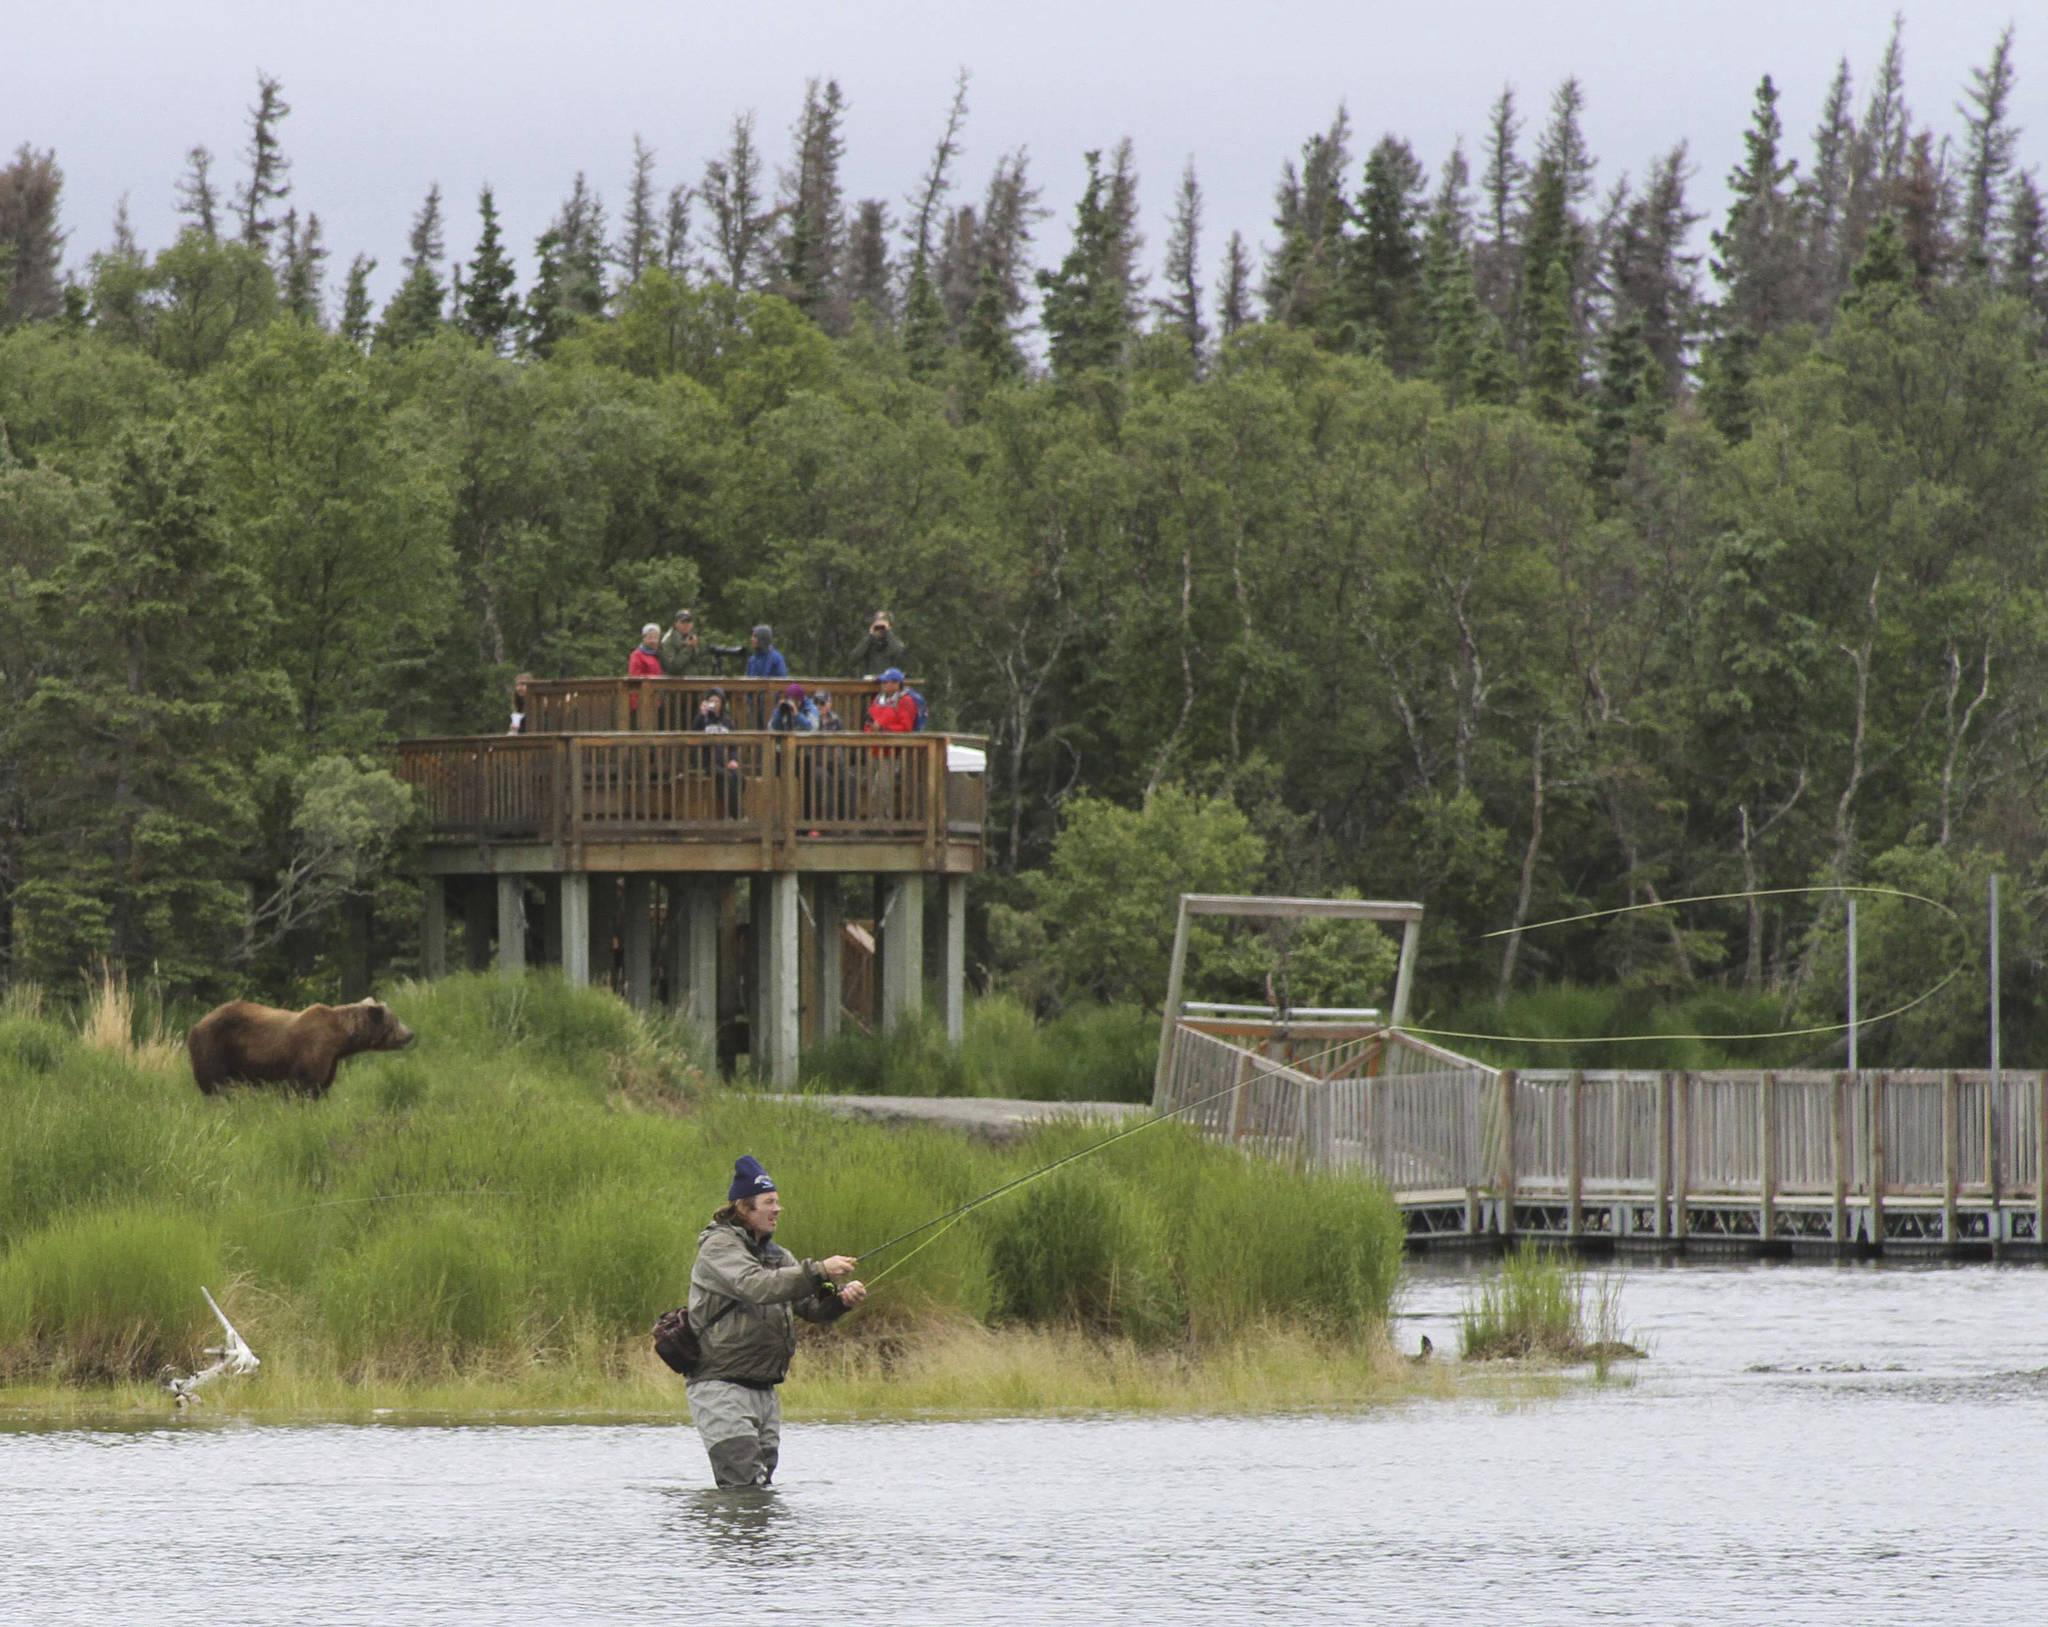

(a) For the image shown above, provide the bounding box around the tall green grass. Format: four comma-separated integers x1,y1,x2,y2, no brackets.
1459,1242,1636,1363
796,995,1157,1102
0,972,1401,1391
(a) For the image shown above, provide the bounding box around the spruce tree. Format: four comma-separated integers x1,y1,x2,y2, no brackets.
1958,28,2018,277
1262,106,1351,331
338,254,375,348
1516,156,1573,360
616,135,661,289
1217,231,1253,337
277,208,326,323
2003,171,2048,318
1842,210,1912,313
375,185,447,350
1795,59,1857,322
462,186,519,353
1586,313,1661,487
844,199,894,324
1608,144,1700,392
1475,87,1523,324
235,73,293,250
1711,76,1801,341
1695,327,1757,442
662,184,693,276
0,145,65,324
894,76,970,368
175,145,221,241
1349,135,1427,369
964,260,1024,381
1038,149,1140,377
776,80,848,324
1522,256,1581,422
1152,159,1207,366
1894,131,1952,293
701,114,770,290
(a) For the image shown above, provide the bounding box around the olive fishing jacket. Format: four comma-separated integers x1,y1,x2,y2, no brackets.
687,1216,849,1387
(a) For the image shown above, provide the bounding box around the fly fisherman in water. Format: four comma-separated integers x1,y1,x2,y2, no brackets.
686,1155,867,1487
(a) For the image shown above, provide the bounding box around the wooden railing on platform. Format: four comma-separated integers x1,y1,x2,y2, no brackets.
394,732,986,851
518,677,920,734
1157,1022,2048,1243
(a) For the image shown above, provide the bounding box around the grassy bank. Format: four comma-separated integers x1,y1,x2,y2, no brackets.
0,974,1405,1416
792,995,1157,1102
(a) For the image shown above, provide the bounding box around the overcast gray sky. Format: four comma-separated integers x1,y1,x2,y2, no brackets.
9,2,2040,314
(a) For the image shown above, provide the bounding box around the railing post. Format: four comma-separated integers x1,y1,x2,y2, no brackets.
2035,1072,2047,1250
1227,1047,1249,1142
1831,1072,1850,1250
1566,1069,1584,1240
568,739,584,855
1867,1071,1887,1252
1497,1068,1518,1240
1654,1071,1672,1240
1674,1072,1691,1245
1760,1070,1778,1245
1942,1069,1959,1250
1154,898,1193,1109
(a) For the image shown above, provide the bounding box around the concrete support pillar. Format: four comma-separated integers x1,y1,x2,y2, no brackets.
666,877,718,1032
496,876,527,976
558,873,591,986
421,880,448,980
941,873,967,1045
622,876,654,1010
463,881,495,972
588,876,618,993
880,873,925,1033
540,876,563,969
815,879,843,1042
761,871,801,1086
748,877,769,1064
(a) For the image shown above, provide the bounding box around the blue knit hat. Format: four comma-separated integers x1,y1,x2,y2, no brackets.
880,667,904,683
728,1155,777,1202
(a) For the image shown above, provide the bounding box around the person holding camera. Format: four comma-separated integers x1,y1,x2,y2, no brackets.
847,610,906,678
692,687,743,817
767,683,817,733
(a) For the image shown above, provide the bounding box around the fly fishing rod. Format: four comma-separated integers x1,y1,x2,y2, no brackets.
851,1069,1263,1273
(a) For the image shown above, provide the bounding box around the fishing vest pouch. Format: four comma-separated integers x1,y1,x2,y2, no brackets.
652,1299,734,1377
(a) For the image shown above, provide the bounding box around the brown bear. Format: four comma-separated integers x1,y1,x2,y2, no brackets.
187,997,416,1098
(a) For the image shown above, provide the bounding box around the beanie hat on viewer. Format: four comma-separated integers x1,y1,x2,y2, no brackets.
880,667,904,683
729,1155,776,1201
752,624,773,642
784,683,806,699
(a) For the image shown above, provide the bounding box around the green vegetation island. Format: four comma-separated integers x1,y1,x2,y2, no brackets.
2,975,1443,1419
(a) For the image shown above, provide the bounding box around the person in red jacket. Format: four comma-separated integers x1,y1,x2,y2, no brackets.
864,668,919,733
628,623,663,718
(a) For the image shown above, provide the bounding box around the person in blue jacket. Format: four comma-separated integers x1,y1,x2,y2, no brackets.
744,625,788,679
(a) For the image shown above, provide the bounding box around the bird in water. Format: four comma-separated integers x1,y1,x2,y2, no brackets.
162,1287,260,1409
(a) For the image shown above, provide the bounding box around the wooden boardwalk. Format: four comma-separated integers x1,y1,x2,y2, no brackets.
1156,1022,2048,1257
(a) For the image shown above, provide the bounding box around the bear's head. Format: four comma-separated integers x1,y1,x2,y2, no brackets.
348,998,416,1053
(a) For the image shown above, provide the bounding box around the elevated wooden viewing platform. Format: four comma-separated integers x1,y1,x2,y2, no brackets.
395,677,985,1083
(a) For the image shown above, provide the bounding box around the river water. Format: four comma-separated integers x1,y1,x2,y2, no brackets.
4,1260,2044,1624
